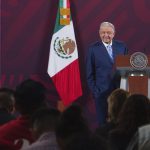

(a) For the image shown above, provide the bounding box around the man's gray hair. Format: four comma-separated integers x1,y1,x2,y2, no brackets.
100,22,115,32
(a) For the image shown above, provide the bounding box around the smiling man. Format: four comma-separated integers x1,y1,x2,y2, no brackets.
86,22,128,125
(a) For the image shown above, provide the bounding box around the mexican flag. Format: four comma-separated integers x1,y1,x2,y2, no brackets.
47,0,82,106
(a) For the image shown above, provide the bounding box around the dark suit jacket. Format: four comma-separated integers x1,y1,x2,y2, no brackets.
86,40,128,98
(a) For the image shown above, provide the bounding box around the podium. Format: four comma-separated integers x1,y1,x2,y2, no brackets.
115,53,150,98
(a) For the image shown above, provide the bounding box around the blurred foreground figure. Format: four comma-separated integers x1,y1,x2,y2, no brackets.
0,79,47,150
0,88,15,125
22,108,60,150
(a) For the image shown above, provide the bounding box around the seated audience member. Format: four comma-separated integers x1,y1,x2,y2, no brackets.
64,133,107,150
0,79,47,150
95,88,129,140
0,88,15,125
138,124,150,150
108,94,150,150
56,105,91,150
22,108,60,150
139,140,150,150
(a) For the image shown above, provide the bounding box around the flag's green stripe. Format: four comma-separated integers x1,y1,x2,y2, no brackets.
53,9,63,33
59,0,63,8
53,0,72,33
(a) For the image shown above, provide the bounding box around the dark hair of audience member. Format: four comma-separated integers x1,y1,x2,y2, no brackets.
108,94,150,150
0,88,15,113
115,94,150,135
56,105,90,150
30,108,60,140
0,88,15,125
107,88,130,123
15,79,47,115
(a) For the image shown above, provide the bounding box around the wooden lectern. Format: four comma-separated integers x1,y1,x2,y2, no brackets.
115,55,150,97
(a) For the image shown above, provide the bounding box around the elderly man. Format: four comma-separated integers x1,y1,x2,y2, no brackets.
86,21,128,125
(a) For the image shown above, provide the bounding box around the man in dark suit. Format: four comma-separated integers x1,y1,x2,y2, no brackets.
86,22,128,125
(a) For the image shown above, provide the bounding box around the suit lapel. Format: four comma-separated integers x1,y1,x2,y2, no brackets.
99,42,113,63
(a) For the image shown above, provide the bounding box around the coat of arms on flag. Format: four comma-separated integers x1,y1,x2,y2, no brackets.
53,37,76,59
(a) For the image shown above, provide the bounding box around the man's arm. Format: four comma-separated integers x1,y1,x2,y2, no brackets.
123,43,128,55
86,46,96,94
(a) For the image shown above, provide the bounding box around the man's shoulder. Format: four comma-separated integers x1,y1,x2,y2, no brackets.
89,41,103,47
113,40,126,46
0,116,30,134
139,124,150,134
0,119,17,131
90,40,126,47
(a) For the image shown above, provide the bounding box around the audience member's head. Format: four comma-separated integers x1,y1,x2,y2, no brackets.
15,79,46,115
107,88,130,123
117,94,150,135
56,105,90,150
0,88,15,113
31,108,60,140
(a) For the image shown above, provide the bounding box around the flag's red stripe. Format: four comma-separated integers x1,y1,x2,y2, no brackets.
67,0,70,19
67,0,70,8
51,59,82,106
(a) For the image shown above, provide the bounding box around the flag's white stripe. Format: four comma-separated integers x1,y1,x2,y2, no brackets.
63,0,67,18
63,0,67,8
48,21,78,77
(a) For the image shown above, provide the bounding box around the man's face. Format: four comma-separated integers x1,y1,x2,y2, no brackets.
99,26,115,44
